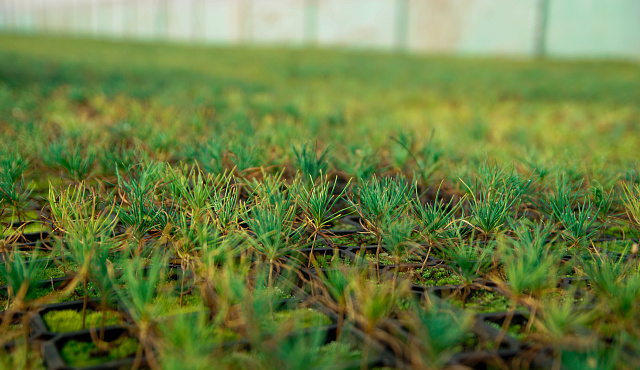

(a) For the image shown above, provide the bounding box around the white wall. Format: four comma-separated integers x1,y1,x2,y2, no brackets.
2,0,639,59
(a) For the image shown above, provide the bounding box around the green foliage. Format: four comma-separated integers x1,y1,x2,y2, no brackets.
500,221,562,298
113,253,166,323
622,182,640,231
381,218,417,262
43,309,119,333
293,176,349,237
443,231,494,285
0,251,46,308
43,139,96,182
242,189,301,262
407,298,474,369
413,184,460,241
292,142,331,182
349,175,412,236
461,163,529,236
61,336,139,367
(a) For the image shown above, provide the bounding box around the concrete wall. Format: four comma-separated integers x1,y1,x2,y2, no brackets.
1,0,639,59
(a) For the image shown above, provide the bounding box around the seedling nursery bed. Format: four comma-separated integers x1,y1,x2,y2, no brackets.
1,34,640,369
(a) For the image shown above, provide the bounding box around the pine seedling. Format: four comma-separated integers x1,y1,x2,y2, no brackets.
348,175,412,274
443,231,494,306
622,182,640,233
0,146,29,185
559,342,621,370
116,163,175,245
0,251,47,366
590,181,613,224
242,190,302,287
405,298,474,369
210,175,240,234
230,142,263,174
0,148,33,231
582,254,640,324
292,141,331,183
113,253,166,366
99,142,147,175
348,277,408,360
158,311,235,369
390,131,414,170
543,173,598,245
47,183,117,239
536,287,593,345
197,231,245,313
257,328,355,370
335,145,379,183
0,251,46,310
461,164,529,237
413,183,461,242
196,139,226,175
44,139,96,182
313,265,357,339
381,217,418,287
292,175,350,264
557,198,598,246
0,175,33,233
166,164,220,221
495,222,563,343
392,129,443,186
89,237,118,341
544,172,581,219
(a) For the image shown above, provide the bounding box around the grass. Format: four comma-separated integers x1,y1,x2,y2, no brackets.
1,34,640,368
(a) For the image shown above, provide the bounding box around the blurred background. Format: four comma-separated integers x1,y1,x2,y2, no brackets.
1,0,639,60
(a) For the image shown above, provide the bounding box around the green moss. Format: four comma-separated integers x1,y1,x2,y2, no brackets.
0,344,45,369
314,255,351,268
1,281,101,309
361,252,424,265
151,293,205,316
400,267,463,287
43,309,119,333
61,336,138,367
262,308,332,332
0,261,74,285
450,290,514,313
486,321,531,341
221,340,361,368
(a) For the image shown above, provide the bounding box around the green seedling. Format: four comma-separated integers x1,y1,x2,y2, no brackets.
44,139,96,182
405,298,474,369
113,253,167,368
582,253,640,324
622,182,640,233
495,220,563,343
116,163,176,247
230,142,263,175
210,176,240,234
313,264,358,339
47,183,117,239
0,250,46,365
348,175,412,276
292,175,350,265
242,186,302,287
460,163,529,237
413,182,461,242
381,217,418,288
158,311,237,369
335,145,379,183
590,181,613,224
536,287,593,345
292,141,331,183
443,231,494,306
